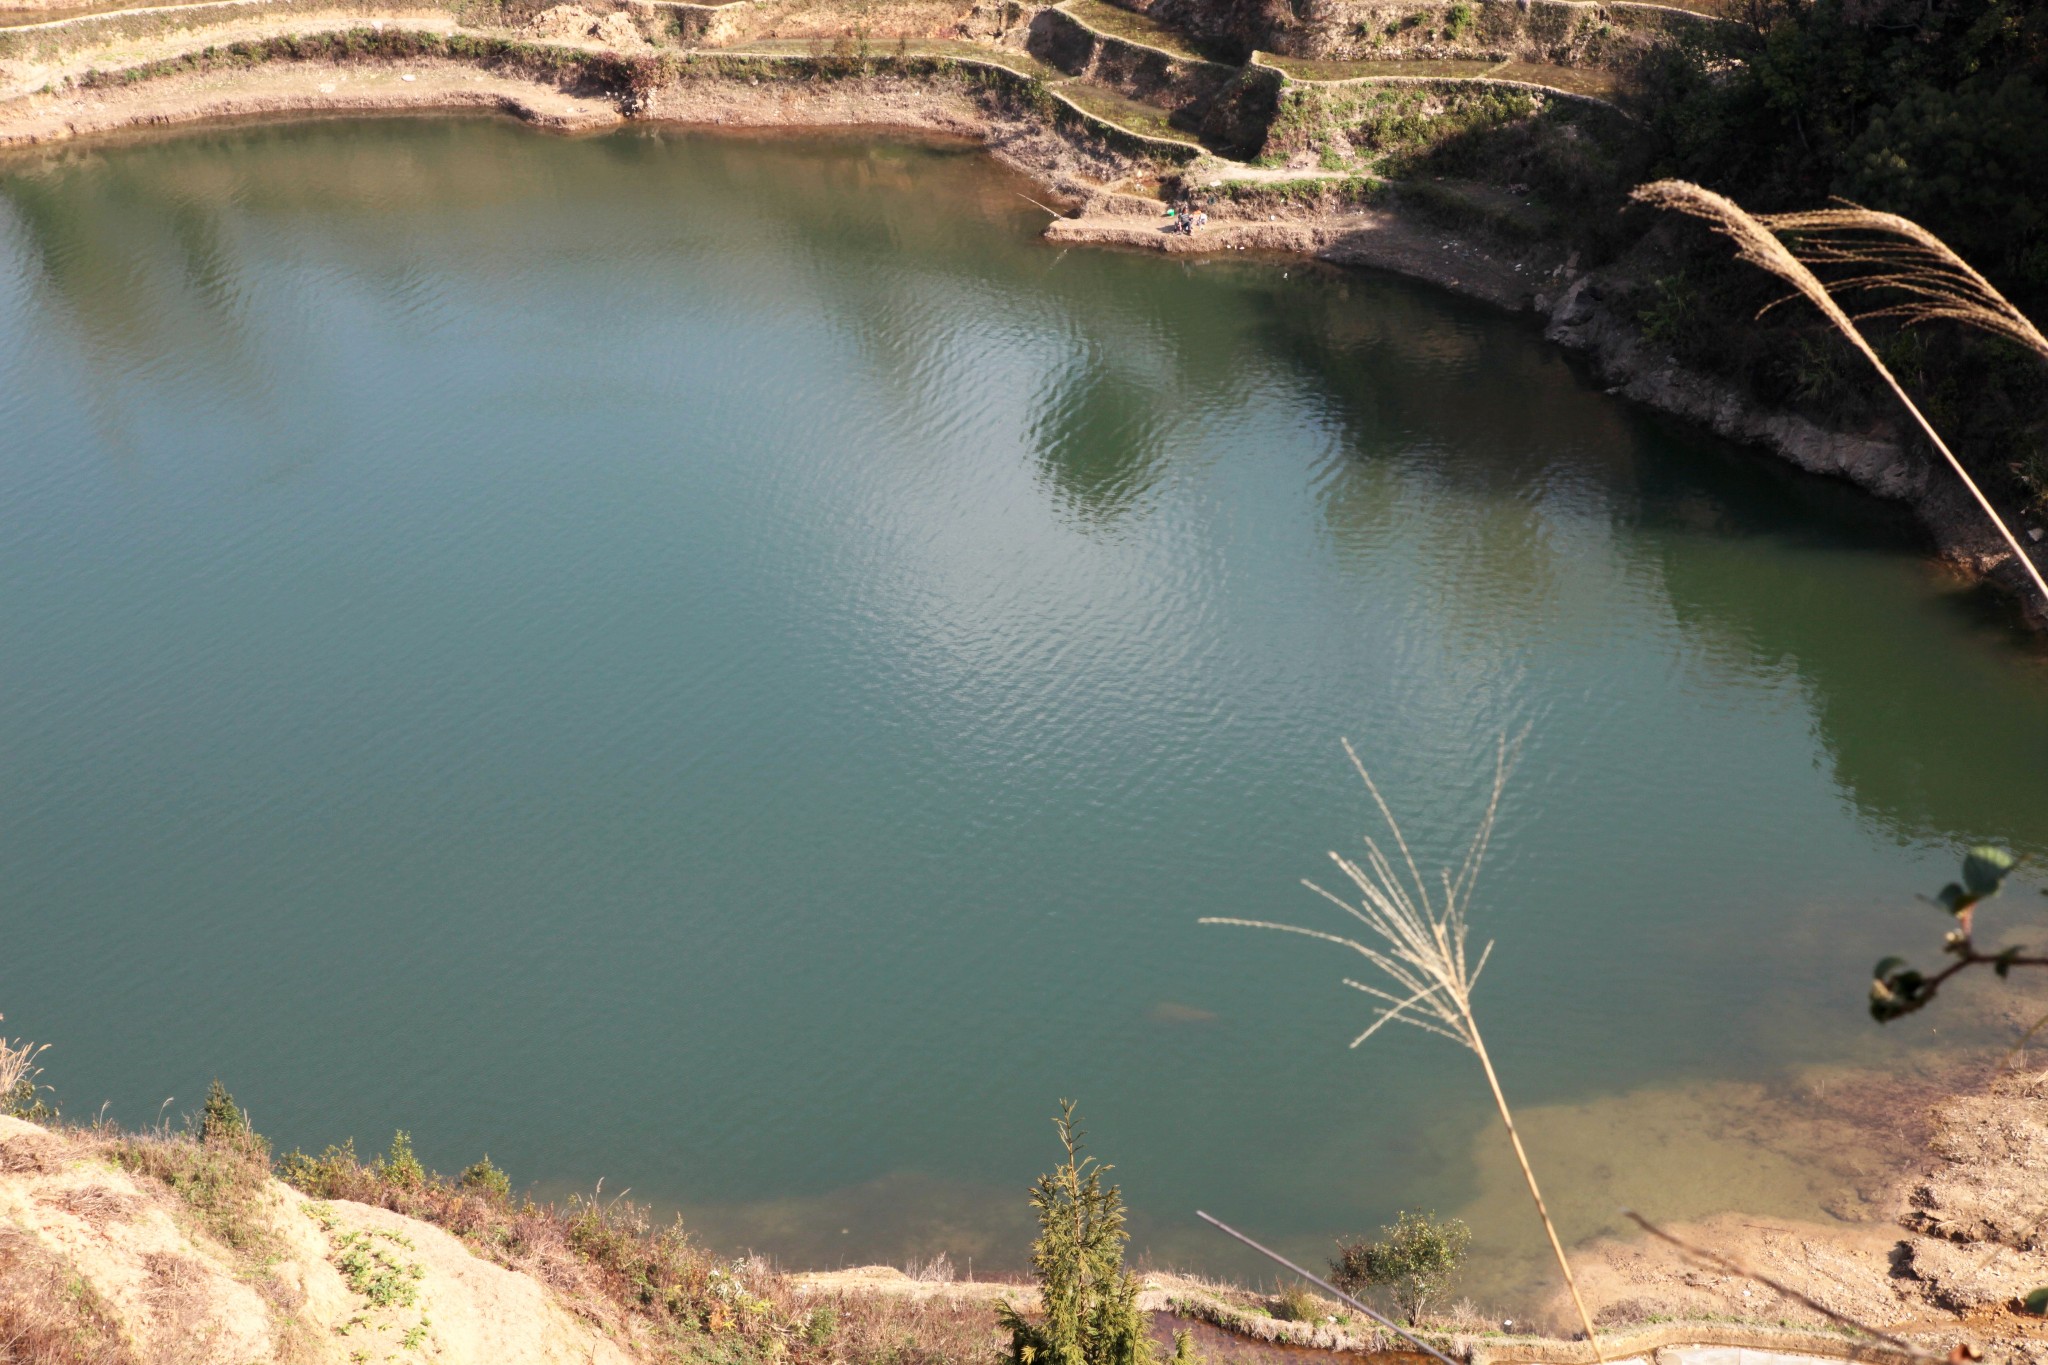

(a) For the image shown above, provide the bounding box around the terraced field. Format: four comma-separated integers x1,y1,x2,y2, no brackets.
1256,51,1620,98
0,0,225,27
702,34,1062,76
1050,74,1197,142
1057,0,1221,61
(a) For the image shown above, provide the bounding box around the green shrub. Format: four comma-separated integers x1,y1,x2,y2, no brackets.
457,1155,512,1202
198,1079,248,1144
2,1077,52,1122
375,1131,426,1190
1637,274,1698,350
997,1100,1152,1365
1330,1211,1470,1326
277,1138,361,1197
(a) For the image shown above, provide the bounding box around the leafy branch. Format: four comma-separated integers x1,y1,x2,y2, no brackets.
1870,846,2046,1022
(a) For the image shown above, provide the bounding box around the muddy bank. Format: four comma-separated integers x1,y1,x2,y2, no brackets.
1044,202,1537,307
1564,1070,2048,1361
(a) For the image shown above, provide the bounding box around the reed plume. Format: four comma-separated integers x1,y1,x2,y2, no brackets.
0,1014,48,1102
1203,738,1606,1361
1630,180,2048,612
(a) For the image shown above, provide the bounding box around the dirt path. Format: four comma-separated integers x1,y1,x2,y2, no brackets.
0,56,621,144
1044,207,1540,309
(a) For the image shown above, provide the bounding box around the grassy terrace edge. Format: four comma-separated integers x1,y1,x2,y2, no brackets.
0,12,1212,163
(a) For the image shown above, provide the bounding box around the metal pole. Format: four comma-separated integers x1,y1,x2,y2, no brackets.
1195,1211,1465,1365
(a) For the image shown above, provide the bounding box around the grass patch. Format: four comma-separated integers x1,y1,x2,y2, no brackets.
1194,174,1384,213
331,1229,423,1309
106,1123,277,1261
1053,78,1194,143
1058,0,1219,62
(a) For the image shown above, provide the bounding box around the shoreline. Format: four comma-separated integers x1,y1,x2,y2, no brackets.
10,1054,2048,1362
3,37,2041,632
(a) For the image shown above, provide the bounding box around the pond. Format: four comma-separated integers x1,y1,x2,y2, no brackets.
3,116,2044,1308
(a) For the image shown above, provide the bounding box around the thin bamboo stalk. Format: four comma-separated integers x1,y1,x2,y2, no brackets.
1472,1033,1604,1362
1205,735,1606,1362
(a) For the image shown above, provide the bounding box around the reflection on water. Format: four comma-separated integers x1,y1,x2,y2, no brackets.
3,119,2047,1309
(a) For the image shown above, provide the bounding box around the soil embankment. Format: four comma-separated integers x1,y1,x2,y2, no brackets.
0,1115,634,1365
13,1079,2047,1365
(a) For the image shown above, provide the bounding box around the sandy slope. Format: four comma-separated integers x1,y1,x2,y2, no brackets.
0,1116,632,1365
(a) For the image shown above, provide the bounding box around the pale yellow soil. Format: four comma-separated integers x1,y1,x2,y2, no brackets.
0,1116,635,1365
1562,1073,2048,1360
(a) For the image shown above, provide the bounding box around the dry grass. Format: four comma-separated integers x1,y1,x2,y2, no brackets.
8,1110,1006,1365
710,0,975,46
796,1289,1004,1365
276,1138,1000,1365
1,1018,51,1114
1269,1280,1339,1322
902,1253,955,1284
0,1229,136,1365
1204,736,1606,1362
104,1127,277,1261
1631,180,2048,613
43,1186,144,1226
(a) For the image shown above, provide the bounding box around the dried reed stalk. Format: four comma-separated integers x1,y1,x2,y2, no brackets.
1203,738,1607,1362
0,1015,49,1101
1630,180,2048,612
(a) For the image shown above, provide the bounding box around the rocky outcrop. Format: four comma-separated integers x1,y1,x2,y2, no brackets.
1542,271,2048,628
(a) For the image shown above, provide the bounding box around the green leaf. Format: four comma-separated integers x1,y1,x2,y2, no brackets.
1934,883,1973,915
1996,946,2022,979
1962,846,2017,899
1873,957,1908,979
2023,1287,2048,1316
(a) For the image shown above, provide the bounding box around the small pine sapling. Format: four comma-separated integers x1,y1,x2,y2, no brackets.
458,1155,513,1202
998,1101,1153,1365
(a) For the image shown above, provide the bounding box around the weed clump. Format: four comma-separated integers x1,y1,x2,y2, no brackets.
1269,1280,1335,1322
1,1018,52,1121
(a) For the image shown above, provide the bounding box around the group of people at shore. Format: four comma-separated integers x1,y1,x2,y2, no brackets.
1168,205,1209,234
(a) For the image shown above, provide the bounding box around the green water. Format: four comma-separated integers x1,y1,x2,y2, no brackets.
3,117,2045,1304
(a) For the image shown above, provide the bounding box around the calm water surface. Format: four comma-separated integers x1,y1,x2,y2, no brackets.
4,118,2046,1305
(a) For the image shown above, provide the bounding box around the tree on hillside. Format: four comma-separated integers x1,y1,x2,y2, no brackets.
998,1101,1153,1365
1643,0,2048,310
1331,1212,1471,1327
